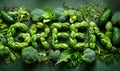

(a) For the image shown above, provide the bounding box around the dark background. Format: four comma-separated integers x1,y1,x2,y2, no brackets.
0,0,120,71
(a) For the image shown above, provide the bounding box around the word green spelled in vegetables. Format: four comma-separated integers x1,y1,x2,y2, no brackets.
0,5,120,68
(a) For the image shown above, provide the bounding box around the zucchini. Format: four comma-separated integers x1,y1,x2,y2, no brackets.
1,11,14,23
98,9,112,26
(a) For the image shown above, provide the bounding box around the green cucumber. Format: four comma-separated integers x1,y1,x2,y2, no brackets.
112,27,120,46
98,9,112,26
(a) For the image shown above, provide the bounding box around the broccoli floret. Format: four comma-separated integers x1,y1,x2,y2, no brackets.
30,8,44,21
53,8,67,22
82,48,95,63
22,46,38,64
111,11,120,25
58,16,66,22
49,49,60,61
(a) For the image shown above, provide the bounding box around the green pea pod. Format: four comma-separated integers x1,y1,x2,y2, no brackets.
75,33,85,40
19,33,31,42
40,37,46,42
41,41,49,49
58,43,68,49
36,22,44,28
94,27,100,34
53,44,59,49
52,34,58,41
52,40,58,46
40,32,47,37
32,42,38,49
50,22,61,29
44,27,50,34
89,35,96,42
61,22,70,29
31,34,38,48
12,22,28,31
90,43,96,49
74,21,88,29
52,28,58,34
79,21,88,28
96,32,104,38
30,24,37,35
89,21,96,27
89,27,94,34
70,24,76,32
57,32,69,38
105,22,113,38
70,15,77,23
7,37,14,48
101,36,112,50
74,42,88,50
70,31,76,39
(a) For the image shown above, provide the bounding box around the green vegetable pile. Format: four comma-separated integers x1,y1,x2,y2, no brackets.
0,3,120,67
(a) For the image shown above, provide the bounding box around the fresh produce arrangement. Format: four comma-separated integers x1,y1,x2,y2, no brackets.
0,3,120,67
